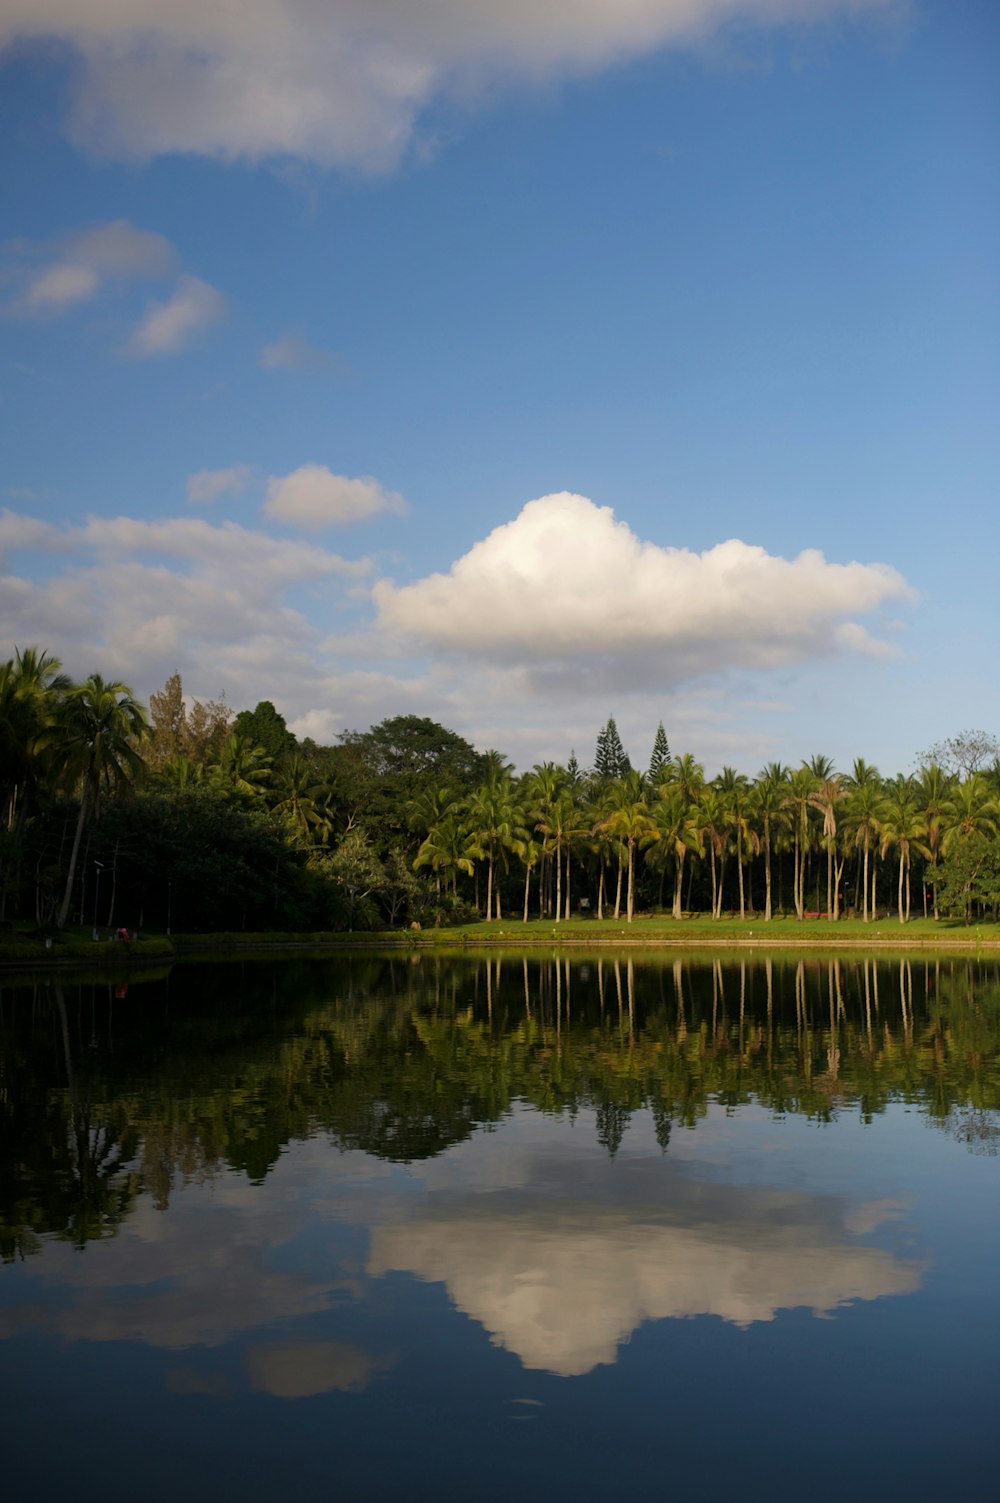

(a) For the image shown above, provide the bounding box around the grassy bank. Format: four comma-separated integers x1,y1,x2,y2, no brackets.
3,913,998,970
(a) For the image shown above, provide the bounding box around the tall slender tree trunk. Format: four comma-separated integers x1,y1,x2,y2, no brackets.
56,784,91,930
614,853,623,920
764,821,772,921
673,847,685,921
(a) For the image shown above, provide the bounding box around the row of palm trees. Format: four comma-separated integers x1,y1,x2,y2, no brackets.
410,754,1000,925
5,644,999,930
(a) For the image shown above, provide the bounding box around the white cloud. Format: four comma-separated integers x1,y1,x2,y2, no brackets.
259,333,335,371
0,1,899,168
5,219,177,315
264,464,406,531
0,505,370,710
125,274,227,357
374,492,914,688
186,464,253,504
21,263,100,313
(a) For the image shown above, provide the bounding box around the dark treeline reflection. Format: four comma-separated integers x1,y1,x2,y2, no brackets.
3,954,999,1261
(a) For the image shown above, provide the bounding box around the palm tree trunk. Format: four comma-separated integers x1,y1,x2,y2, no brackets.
555,837,562,924
523,864,530,922
56,783,91,930
764,821,772,921
673,847,684,921
626,840,635,923
737,829,745,919
614,853,623,920
862,836,870,922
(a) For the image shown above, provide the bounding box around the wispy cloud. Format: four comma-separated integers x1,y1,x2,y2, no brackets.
4,219,177,316
0,1,900,169
186,465,253,505
258,333,337,372
125,275,227,358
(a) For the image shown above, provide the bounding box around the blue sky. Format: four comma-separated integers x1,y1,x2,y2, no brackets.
1,0,997,775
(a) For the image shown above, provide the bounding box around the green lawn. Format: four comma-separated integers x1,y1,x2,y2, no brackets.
436,911,996,944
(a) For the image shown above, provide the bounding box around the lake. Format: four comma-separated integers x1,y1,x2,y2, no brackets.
2,953,998,1501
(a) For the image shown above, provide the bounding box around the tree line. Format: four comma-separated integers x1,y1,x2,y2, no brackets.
2,647,1000,933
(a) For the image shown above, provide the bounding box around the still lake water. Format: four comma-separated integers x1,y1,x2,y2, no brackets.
2,952,998,1501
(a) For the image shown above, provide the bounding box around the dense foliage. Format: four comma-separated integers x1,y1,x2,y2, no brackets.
3,645,1000,935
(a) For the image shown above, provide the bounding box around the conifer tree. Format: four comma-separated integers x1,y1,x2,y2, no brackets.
594,716,630,780
649,721,670,780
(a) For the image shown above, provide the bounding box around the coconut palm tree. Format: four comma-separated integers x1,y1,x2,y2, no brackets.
879,775,927,924
466,769,525,920
209,733,273,804
785,765,818,920
51,675,149,930
809,771,846,919
272,753,334,846
754,763,788,921
843,759,883,922
0,646,71,834
914,763,957,919
599,770,652,923
697,787,729,920
717,767,755,919
413,814,478,898
646,786,702,920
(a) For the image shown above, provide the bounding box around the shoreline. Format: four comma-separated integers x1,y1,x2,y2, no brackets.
3,922,1000,971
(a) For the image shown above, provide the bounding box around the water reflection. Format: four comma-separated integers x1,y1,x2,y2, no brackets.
1,954,998,1499
1,953,999,1266
370,1127,922,1375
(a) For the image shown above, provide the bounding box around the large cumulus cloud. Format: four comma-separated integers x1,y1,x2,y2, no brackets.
373,492,913,690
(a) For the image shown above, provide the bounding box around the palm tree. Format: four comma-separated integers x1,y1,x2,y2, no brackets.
879,775,927,924
209,733,273,804
785,765,818,920
272,753,334,846
754,763,788,921
810,771,846,919
528,762,570,920
697,787,729,920
599,770,652,923
51,675,149,930
717,767,754,919
646,787,702,920
413,814,478,898
0,646,71,834
914,763,957,919
466,769,524,920
844,760,883,922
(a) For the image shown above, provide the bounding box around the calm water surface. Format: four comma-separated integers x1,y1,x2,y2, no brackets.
2,953,998,1501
